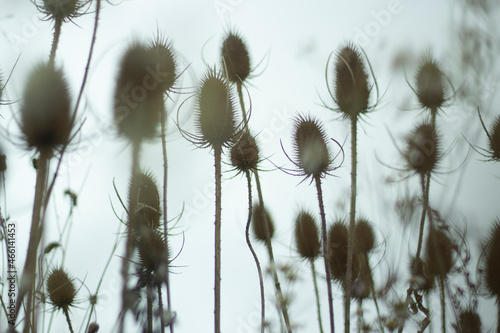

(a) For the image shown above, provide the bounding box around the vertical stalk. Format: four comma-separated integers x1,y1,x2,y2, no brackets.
214,145,222,333
63,307,74,333
49,19,62,65
157,284,165,332
310,260,324,333
315,176,335,333
440,277,446,333
147,283,153,333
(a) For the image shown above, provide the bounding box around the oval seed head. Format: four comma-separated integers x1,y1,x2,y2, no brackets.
87,322,100,333
355,218,375,253
114,43,163,142
409,256,434,293
46,267,76,311
294,211,321,260
252,203,274,242
333,42,370,120
137,229,169,273
484,221,500,298
404,122,440,175
425,228,454,279
196,69,237,148
221,32,251,83
42,0,83,22
230,131,260,173
415,57,446,113
129,171,161,231
328,221,349,282
488,116,500,161
293,115,330,178
20,62,72,153
454,309,482,333
148,37,177,94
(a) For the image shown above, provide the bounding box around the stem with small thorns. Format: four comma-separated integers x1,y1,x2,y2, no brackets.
157,284,165,333
315,176,335,333
147,283,153,333
310,260,324,333
236,83,249,129
440,277,446,333
245,171,266,333
49,19,62,65
63,307,74,333
214,145,222,333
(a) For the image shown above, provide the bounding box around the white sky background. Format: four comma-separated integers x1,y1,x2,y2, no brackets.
1,0,500,332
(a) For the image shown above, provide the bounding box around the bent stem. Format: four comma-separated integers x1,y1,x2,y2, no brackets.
245,171,266,333
314,176,335,333
214,145,222,333
310,260,324,333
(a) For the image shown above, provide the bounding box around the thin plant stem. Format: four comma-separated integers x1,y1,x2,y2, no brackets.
157,284,165,333
147,283,153,333
245,171,265,333
310,260,324,333
346,116,358,333
214,145,222,333
440,277,446,333
236,83,249,129
314,176,335,333
49,19,62,65
357,300,363,333
63,307,74,333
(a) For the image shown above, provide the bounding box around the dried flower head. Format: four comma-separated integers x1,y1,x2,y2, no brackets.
46,267,76,311
403,122,440,175
35,0,89,22
114,42,163,142
454,309,482,333
20,62,72,153
355,218,375,254
415,56,447,114
137,229,169,274
425,228,454,279
294,211,321,260
252,203,274,242
221,31,251,84
129,171,161,231
87,322,100,333
483,220,500,298
230,131,260,173
293,115,330,177
409,256,434,293
328,221,350,282
147,35,177,94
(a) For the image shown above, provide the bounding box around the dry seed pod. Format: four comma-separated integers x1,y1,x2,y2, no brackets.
252,203,274,242
293,115,330,178
87,322,99,333
148,37,177,94
230,131,260,173
409,256,434,293
415,57,446,113
114,43,163,142
20,62,71,152
221,31,250,83
129,171,161,231
328,221,349,282
40,0,86,22
454,309,481,333
294,211,321,260
46,267,76,311
137,229,169,273
350,263,371,300
484,221,500,298
425,228,454,279
333,43,370,120
404,122,440,175
355,218,375,254
196,69,237,148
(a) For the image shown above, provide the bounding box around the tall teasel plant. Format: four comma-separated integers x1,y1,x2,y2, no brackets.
46,267,78,333
322,42,379,332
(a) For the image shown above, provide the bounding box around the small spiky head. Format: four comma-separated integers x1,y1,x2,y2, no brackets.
129,171,161,231
404,122,440,176
328,221,349,282
333,42,370,120
484,221,500,298
230,131,260,173
488,116,500,161
46,267,76,311
355,218,375,253
252,203,274,242
293,115,331,178
425,228,454,279
409,256,434,293
454,309,482,333
20,62,72,153
41,0,85,22
137,229,169,274
221,31,251,84
147,36,177,94
415,57,446,114
196,69,237,149
294,211,321,260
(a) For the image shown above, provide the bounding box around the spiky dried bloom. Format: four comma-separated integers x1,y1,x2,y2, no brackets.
415,57,446,113
484,221,500,298
137,229,169,274
129,172,161,231
404,122,440,175
46,267,76,311
328,221,351,282
409,256,434,293
36,0,89,22
195,69,237,148
294,211,321,260
425,228,454,279
221,32,250,83
333,43,370,120
454,309,482,333
114,43,163,142
147,36,177,94
355,218,375,253
20,62,72,153
252,203,274,242
230,131,260,173
487,116,500,161
293,115,331,178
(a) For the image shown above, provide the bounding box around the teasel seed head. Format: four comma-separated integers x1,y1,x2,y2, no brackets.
293,114,331,178
409,256,434,293
294,211,321,260
404,122,440,176
20,62,72,153
328,221,349,282
484,220,500,298
137,229,169,274
148,36,177,94
129,171,161,231
87,322,99,333
488,116,500,161
425,228,454,279
454,309,482,333
355,218,375,254
221,31,251,84
230,131,260,173
196,69,237,149
252,203,274,242
41,0,85,22
46,267,76,311
415,56,446,113
333,42,370,120
114,42,163,143
351,263,371,300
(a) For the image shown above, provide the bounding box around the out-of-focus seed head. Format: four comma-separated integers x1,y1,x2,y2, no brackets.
137,229,169,273
21,62,72,153
454,309,482,333
415,57,446,113
221,32,250,84
484,221,500,298
409,256,434,293
294,211,321,260
196,69,237,148
147,36,177,94
425,228,454,279
252,203,274,242
351,264,371,300
114,43,163,143
355,218,375,253
46,267,76,311
333,43,370,120
129,172,161,232
87,322,99,333
230,131,260,173
488,116,500,161
293,115,330,178
404,122,440,176
41,0,85,22
328,221,349,282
